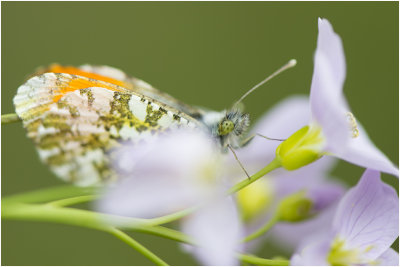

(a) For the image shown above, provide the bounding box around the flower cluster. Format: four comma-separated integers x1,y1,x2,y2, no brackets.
96,18,398,265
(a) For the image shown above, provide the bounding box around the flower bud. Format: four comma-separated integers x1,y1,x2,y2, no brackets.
277,191,313,222
275,125,325,170
237,179,274,222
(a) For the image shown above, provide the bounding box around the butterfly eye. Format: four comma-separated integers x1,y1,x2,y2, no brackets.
218,119,235,136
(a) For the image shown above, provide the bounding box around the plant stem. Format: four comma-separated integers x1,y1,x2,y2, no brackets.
145,206,197,226
3,185,97,204
132,225,194,245
2,201,192,244
107,228,169,266
241,215,280,243
228,158,281,195
238,254,289,266
2,201,174,265
3,188,188,230
48,195,98,207
1,113,21,124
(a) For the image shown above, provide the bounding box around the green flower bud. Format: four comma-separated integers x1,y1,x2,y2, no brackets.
277,191,313,222
275,125,325,170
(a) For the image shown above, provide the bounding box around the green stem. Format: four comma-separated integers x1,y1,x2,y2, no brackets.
228,158,281,195
132,225,194,245
3,185,97,204
241,215,280,243
48,195,99,207
3,189,189,230
238,254,289,266
3,202,127,230
145,206,197,226
1,113,21,124
2,201,177,265
107,228,169,266
3,200,289,265
2,201,191,244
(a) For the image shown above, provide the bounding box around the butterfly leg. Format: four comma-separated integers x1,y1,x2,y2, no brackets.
255,133,286,142
240,133,286,148
227,144,250,179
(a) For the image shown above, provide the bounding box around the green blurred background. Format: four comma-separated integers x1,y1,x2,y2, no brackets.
2,2,398,265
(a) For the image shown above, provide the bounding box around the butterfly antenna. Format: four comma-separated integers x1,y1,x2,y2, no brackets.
232,59,297,108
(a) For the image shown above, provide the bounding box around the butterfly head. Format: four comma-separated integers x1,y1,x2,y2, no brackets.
216,109,250,148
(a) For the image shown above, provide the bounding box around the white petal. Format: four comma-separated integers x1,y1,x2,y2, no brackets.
332,122,399,176
291,235,332,265
96,130,221,219
333,169,399,261
309,18,398,177
309,18,350,154
376,248,399,266
271,204,337,253
96,171,199,219
181,197,243,265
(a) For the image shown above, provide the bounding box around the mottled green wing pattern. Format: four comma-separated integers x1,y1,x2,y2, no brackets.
80,65,204,117
14,72,199,186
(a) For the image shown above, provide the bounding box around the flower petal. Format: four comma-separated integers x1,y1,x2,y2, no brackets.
309,19,398,177
96,130,221,218
181,197,243,265
307,182,345,213
271,203,337,252
273,159,338,198
96,169,199,218
290,235,332,265
309,18,350,153
332,122,399,176
333,169,399,261
251,96,311,142
376,248,399,266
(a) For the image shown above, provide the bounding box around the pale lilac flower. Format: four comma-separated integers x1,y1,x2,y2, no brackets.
182,197,242,265
276,18,398,176
291,169,399,266
96,129,243,265
232,96,345,251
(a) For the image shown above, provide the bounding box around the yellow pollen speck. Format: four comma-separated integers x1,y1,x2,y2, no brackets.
346,112,359,138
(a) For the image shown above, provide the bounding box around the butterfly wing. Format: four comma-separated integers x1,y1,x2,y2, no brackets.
14,72,200,186
36,64,205,119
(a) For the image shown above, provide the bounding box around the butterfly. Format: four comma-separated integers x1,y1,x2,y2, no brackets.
14,62,295,186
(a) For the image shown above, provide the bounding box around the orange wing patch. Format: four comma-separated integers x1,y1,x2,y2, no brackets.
13,72,133,123
27,64,129,103
47,65,129,88
42,65,131,103
52,75,126,103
